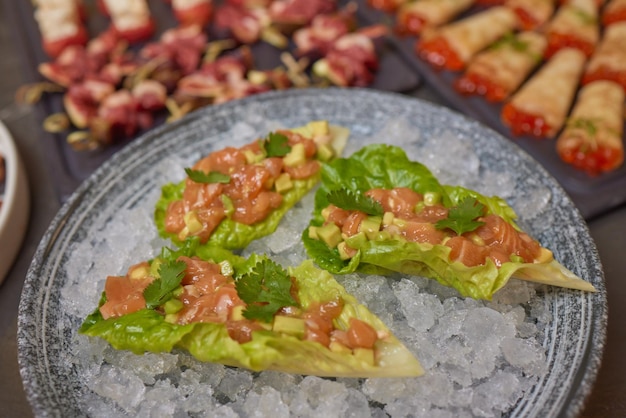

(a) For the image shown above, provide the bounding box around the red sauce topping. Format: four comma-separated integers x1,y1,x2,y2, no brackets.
512,7,541,30
501,103,554,138
416,37,465,71
396,12,427,36
367,0,401,12
544,32,595,59
583,67,626,91
603,8,626,25
454,72,509,102
558,143,624,174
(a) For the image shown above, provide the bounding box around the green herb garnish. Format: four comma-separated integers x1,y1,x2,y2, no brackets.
235,258,299,323
143,260,187,309
567,118,598,136
185,168,231,184
327,188,384,216
435,197,486,235
263,132,292,157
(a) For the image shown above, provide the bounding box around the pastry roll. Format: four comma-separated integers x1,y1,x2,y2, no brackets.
33,0,88,58
367,0,409,12
602,0,626,25
583,22,626,90
416,6,518,71
396,0,475,36
556,80,625,173
501,48,587,138
454,32,547,102
504,0,556,30
544,0,600,58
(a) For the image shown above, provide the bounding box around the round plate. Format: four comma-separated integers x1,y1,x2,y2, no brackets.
0,121,30,284
17,88,606,417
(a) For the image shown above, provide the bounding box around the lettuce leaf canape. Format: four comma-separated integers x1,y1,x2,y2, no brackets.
79,240,423,378
155,121,350,250
303,144,596,300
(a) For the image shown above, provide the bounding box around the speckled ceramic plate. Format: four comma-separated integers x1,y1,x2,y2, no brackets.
18,88,606,417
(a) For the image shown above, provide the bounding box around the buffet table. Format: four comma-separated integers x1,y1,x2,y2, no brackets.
0,1,624,417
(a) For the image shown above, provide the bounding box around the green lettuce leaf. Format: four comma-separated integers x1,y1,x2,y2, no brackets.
303,144,596,299
80,254,423,378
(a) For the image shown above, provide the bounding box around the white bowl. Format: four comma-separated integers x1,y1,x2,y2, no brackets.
0,121,30,284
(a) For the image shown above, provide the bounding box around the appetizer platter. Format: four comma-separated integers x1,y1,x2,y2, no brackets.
3,0,420,202
18,89,606,417
357,0,626,220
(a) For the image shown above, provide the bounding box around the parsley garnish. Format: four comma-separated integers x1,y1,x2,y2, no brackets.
327,188,384,216
185,168,231,184
435,197,486,235
263,132,291,157
143,260,187,309
235,258,299,323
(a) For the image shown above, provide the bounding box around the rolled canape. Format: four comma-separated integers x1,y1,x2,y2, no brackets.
454,32,547,102
367,0,409,13
416,6,518,71
101,0,155,43
396,0,475,36
603,0,626,25
504,0,556,30
33,0,89,58
556,80,625,174
583,22,626,90
543,0,600,58
172,0,213,27
501,48,587,138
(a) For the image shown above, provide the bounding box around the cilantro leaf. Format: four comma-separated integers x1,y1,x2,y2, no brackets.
327,188,384,216
235,258,299,323
143,260,187,309
185,168,231,184
435,197,486,235
263,132,291,157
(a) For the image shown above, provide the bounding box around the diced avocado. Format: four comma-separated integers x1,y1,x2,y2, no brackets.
221,194,234,216
359,216,382,239
308,226,319,240
382,212,395,226
392,217,407,228
372,230,392,241
510,254,524,263
184,210,203,234
289,126,313,138
273,315,306,338
243,149,264,164
129,265,150,280
283,142,306,167
316,143,335,161
172,286,184,297
149,259,162,278
424,191,441,206
164,299,184,314
353,348,375,366
275,172,293,193
309,120,329,136
337,242,353,260
164,313,179,324
316,223,343,248
469,233,485,246
321,206,333,220
219,260,234,277
345,231,367,249
177,227,189,241
230,305,245,321
329,341,352,354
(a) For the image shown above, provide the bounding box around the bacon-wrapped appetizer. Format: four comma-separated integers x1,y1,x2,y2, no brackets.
303,144,596,300
171,0,213,27
543,0,600,58
501,48,586,138
268,0,337,28
213,2,270,44
33,0,89,58
582,22,626,90
100,0,155,43
396,0,475,36
603,0,626,25
416,7,518,71
292,8,355,57
504,0,556,30
556,80,625,174
454,32,547,102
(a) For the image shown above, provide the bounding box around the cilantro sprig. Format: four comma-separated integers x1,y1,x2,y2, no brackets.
235,258,299,323
143,260,187,309
263,132,291,157
327,188,384,216
185,168,231,184
435,197,486,235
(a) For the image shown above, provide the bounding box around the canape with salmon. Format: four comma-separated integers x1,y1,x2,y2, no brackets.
155,121,349,250
80,242,423,378
303,144,596,300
